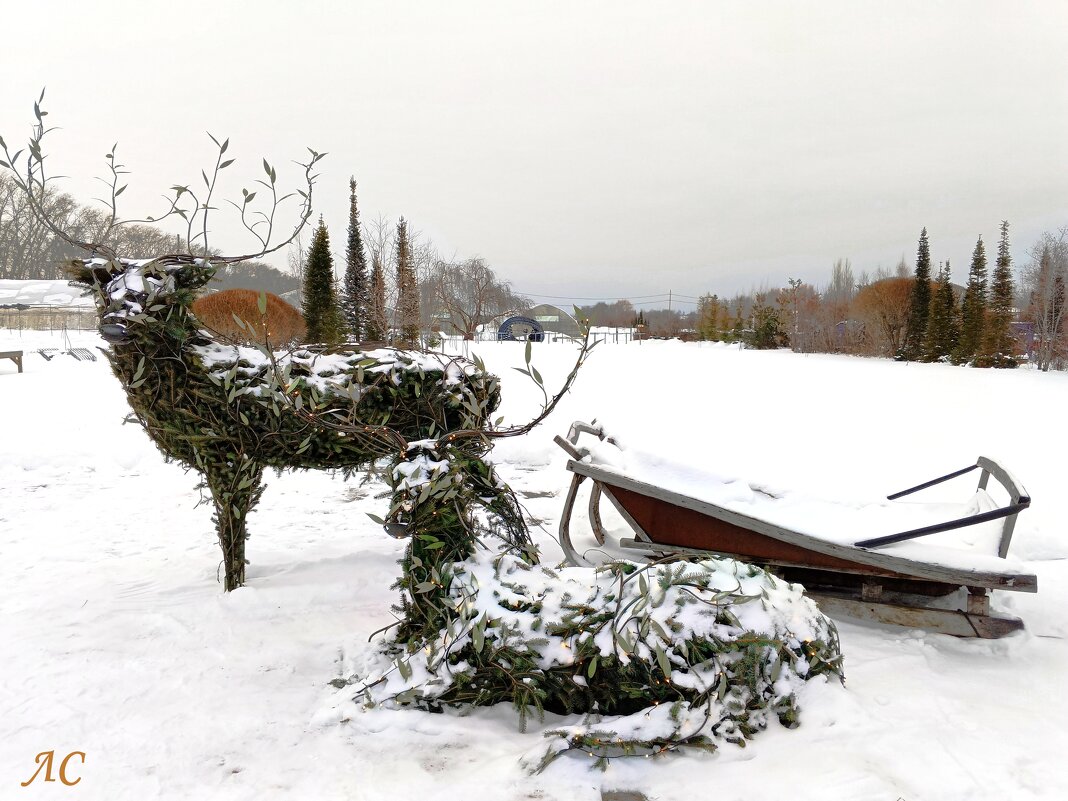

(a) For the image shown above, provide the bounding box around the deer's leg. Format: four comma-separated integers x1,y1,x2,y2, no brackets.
200,452,265,591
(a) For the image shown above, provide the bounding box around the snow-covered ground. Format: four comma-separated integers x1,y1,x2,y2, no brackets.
2,328,1067,800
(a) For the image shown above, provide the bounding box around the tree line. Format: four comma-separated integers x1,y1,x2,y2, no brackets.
692,223,1066,371
1,171,529,346
293,179,529,345
0,173,184,278
3,173,1063,367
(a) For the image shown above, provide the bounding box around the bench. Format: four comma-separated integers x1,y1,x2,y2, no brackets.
0,350,23,373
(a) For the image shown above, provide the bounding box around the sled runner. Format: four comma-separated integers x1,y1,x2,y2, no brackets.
555,421,1036,638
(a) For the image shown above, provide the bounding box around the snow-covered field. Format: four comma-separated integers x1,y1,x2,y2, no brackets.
2,329,1067,800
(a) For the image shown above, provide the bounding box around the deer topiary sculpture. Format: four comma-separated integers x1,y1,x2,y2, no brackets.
68,254,521,591
2,92,524,591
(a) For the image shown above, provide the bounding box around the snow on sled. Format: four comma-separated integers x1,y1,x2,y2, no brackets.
554,421,1035,639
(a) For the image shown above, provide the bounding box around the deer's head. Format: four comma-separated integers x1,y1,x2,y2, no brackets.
69,256,217,345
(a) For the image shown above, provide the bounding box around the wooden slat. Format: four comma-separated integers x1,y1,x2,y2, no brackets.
809,594,1025,639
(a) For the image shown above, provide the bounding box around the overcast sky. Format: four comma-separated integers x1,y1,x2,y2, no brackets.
3,0,1066,309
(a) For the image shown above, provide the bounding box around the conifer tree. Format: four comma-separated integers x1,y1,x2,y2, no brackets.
341,177,369,339
697,294,722,341
365,250,389,342
746,292,786,349
302,217,344,344
902,228,932,359
953,236,988,364
394,217,421,346
977,220,1018,368
923,261,958,361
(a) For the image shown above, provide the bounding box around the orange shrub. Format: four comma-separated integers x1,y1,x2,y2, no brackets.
851,277,913,356
191,289,306,346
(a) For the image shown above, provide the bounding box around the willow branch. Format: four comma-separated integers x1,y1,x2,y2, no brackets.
439,329,594,449
0,93,325,265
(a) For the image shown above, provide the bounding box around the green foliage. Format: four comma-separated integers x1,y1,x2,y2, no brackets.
744,293,786,349
976,221,1018,368
902,227,932,360
954,236,988,364
395,217,420,346
343,524,844,771
697,294,724,341
341,177,369,339
303,218,344,344
922,262,958,361
387,443,535,644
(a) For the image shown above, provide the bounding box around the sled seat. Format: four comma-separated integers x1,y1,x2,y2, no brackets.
555,421,1036,638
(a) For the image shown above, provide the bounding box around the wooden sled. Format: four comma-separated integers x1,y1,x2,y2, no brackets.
555,421,1036,639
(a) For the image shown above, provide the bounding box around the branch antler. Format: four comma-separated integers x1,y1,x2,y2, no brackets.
0,90,326,264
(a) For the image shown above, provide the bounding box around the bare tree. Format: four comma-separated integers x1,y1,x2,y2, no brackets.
432,257,528,339
643,307,693,338
1,172,196,280
408,227,440,331
1023,228,1068,371
287,228,307,300
363,215,394,271
577,300,636,327
365,249,389,341
779,278,821,353
362,216,394,341
815,258,857,351
0,174,80,279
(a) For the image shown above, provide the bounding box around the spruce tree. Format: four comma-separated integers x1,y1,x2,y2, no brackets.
902,228,932,359
977,220,1018,368
365,250,389,342
923,261,958,361
341,177,369,339
697,294,721,341
394,217,421,346
953,236,988,364
302,217,344,344
746,293,786,349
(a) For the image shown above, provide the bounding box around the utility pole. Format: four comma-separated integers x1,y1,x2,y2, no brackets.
668,290,672,313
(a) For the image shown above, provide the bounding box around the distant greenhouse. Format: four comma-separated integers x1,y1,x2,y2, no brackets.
526,304,583,339
484,304,637,343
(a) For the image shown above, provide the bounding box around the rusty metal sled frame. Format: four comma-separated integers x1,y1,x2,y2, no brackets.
554,421,1036,639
